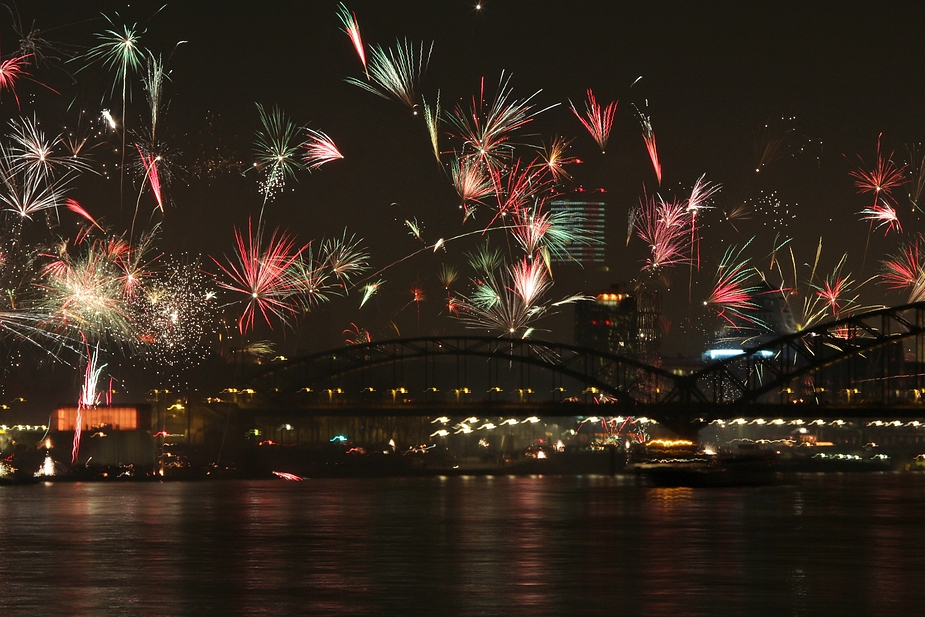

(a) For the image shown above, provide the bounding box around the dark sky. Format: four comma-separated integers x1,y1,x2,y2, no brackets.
8,0,925,365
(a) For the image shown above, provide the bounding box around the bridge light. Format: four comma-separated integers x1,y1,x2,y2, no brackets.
431,416,450,424
362,387,376,392
299,387,313,393
487,386,503,393
524,416,540,423
771,419,785,425
424,387,439,393
582,387,599,395
430,429,449,438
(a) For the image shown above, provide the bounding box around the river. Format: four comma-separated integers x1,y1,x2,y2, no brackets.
1,472,923,616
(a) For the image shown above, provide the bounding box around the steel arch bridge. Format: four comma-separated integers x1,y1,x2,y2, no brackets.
244,336,676,407
239,302,925,435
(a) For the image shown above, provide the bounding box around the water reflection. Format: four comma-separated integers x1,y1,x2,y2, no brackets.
0,474,924,615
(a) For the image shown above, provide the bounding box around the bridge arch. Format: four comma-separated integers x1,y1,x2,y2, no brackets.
244,336,679,408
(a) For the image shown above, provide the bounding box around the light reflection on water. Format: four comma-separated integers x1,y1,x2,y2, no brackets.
1,473,924,616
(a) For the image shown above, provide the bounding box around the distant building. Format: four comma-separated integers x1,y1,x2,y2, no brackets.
549,190,606,266
574,283,661,366
54,405,152,432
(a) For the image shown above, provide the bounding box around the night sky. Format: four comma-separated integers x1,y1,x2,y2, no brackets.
4,0,925,408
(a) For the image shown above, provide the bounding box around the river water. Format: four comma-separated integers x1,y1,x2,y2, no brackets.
1,472,924,616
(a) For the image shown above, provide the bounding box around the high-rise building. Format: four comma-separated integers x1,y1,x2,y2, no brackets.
548,190,606,266
574,283,661,366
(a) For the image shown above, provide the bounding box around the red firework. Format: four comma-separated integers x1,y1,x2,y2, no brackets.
213,219,305,333
850,134,907,206
569,88,617,153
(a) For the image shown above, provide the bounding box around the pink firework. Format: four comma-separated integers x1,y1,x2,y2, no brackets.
510,255,550,307
636,107,662,185
65,198,104,233
336,3,368,79
850,134,907,205
704,243,761,327
302,129,344,169
816,276,849,318
213,219,305,333
0,53,30,109
569,88,617,153
859,199,902,235
634,191,691,271
135,144,163,211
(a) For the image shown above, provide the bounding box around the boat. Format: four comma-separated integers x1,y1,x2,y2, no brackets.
639,462,778,488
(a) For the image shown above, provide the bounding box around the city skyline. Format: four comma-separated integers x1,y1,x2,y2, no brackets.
2,1,925,412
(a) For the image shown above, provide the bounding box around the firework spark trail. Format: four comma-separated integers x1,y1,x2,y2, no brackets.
213,219,305,333
704,241,763,328
144,54,166,139
345,39,432,113
636,105,661,185
73,343,106,464
135,143,163,211
359,279,382,308
569,88,617,153
65,198,104,232
336,3,368,79
850,134,907,206
685,174,721,297
422,91,441,162
537,135,579,183
448,74,555,172
301,129,343,169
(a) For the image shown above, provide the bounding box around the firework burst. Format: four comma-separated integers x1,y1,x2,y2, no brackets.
301,129,343,170
346,39,432,113
213,220,305,333
569,88,617,153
